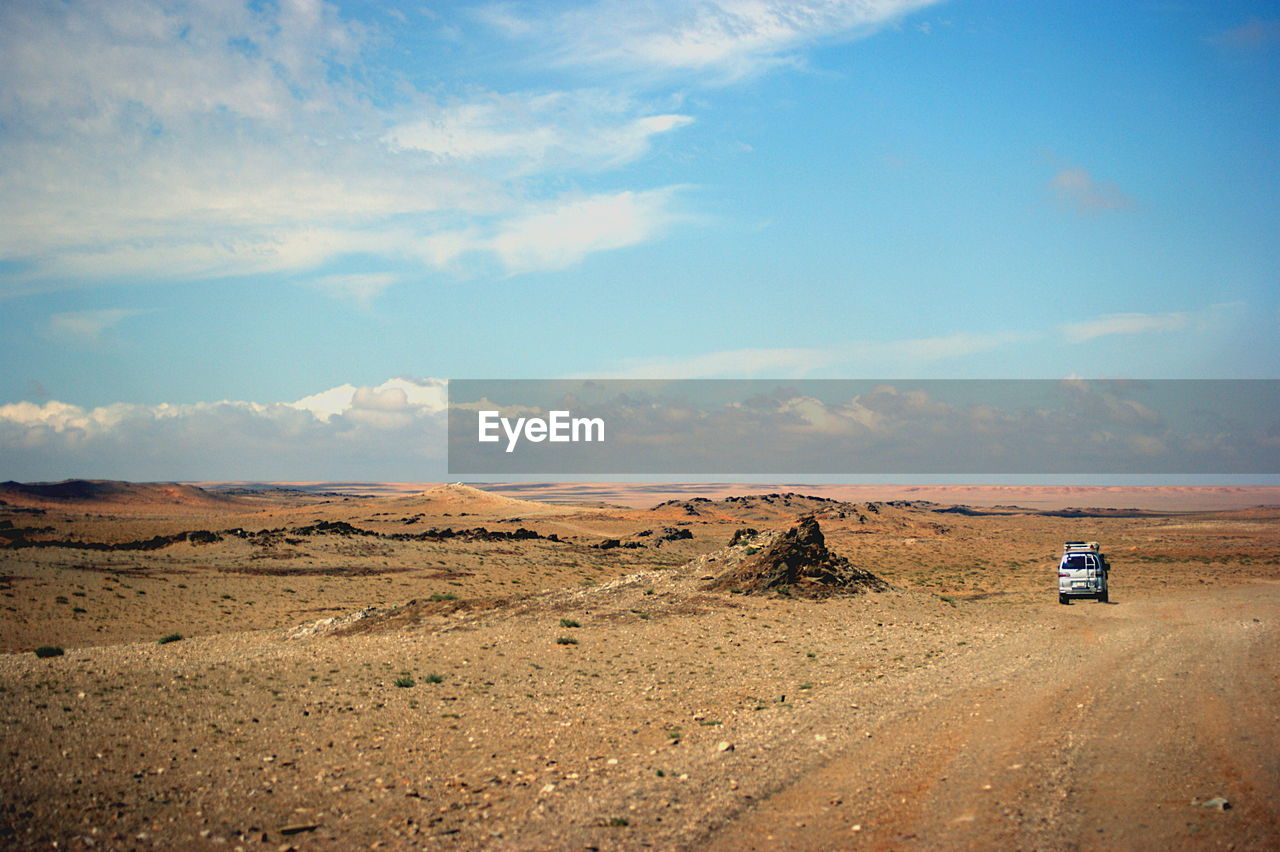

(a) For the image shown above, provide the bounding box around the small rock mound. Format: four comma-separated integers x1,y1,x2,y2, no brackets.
702,516,887,597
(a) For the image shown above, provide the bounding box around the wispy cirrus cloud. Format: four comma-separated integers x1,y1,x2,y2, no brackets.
590,330,1030,378
592,303,1243,379
486,0,946,82
0,1,697,299
384,91,693,175
0,0,947,301
47,308,149,343
301,273,401,309
1061,311,1189,343
420,188,689,275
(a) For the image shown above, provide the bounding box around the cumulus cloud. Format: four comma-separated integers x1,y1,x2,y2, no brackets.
5,377,1273,479
448,379,1279,475
1049,167,1133,213
289,377,446,421
0,377,448,481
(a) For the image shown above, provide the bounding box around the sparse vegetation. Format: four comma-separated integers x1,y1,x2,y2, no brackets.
1,480,1275,850
158,633,183,645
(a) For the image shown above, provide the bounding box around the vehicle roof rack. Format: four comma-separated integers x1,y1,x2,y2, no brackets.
1063,541,1100,553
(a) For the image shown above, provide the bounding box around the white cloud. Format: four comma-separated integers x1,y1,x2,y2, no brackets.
1061,311,1190,343
303,273,400,308
595,346,833,379
500,0,945,82
1049,167,1133,213
289,377,447,422
421,188,687,274
384,91,694,174
0,377,450,480
47,308,148,343
593,330,1030,378
0,1,692,297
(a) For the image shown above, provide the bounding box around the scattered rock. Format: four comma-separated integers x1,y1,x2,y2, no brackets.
278,823,320,835
1196,797,1231,811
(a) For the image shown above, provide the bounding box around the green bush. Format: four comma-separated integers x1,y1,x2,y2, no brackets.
559,618,581,628
158,633,184,645
394,676,415,688
425,672,444,684
556,635,578,645
429,592,457,602
34,646,64,658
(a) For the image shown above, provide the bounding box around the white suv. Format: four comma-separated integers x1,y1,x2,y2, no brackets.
1058,541,1109,604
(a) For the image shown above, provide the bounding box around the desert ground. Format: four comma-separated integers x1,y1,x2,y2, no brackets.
1,480,1277,850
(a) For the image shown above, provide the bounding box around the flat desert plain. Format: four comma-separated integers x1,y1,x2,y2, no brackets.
1,480,1278,851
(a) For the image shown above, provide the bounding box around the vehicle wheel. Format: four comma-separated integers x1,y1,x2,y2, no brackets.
1098,590,1109,603
1059,594,1070,605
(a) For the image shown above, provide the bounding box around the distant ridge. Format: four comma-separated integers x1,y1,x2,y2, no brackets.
0,479,238,508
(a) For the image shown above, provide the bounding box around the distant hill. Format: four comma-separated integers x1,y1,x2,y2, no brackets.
0,479,240,509
385,483,567,518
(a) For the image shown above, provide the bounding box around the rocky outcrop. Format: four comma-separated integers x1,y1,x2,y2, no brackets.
702,516,887,597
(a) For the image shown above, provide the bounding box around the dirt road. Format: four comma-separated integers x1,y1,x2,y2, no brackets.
701,582,1280,851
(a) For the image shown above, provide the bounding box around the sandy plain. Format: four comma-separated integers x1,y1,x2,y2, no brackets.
1,480,1277,850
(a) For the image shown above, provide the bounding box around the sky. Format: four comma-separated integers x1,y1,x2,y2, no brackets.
0,0,1277,481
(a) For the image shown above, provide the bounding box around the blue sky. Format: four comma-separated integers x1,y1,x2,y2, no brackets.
0,0,1277,480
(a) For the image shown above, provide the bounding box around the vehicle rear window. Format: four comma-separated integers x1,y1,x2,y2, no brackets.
1064,554,1093,570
